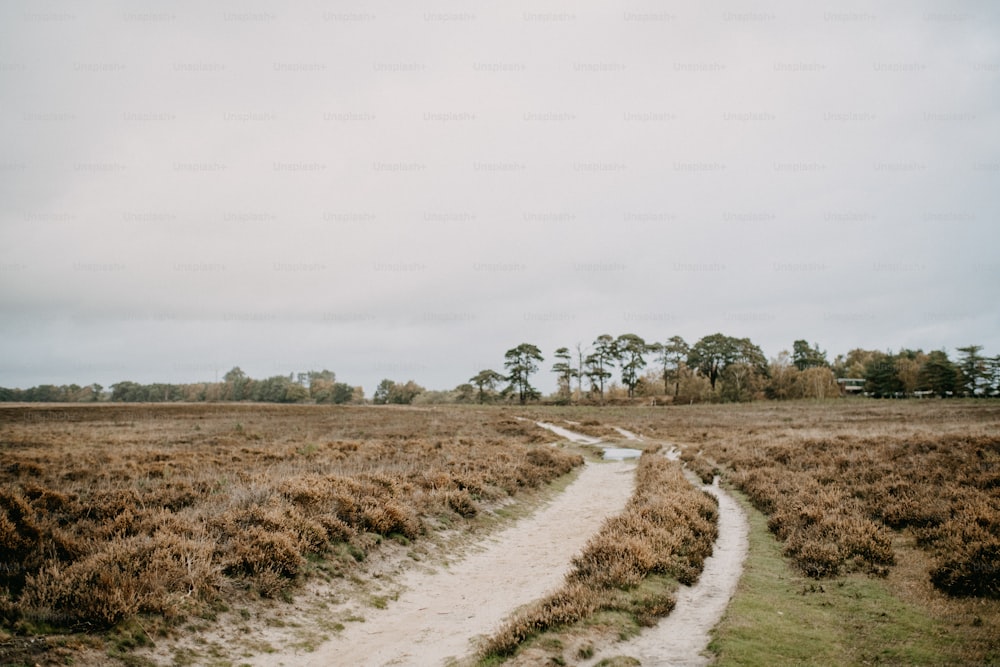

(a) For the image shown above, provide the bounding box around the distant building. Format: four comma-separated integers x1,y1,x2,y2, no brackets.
836,378,865,396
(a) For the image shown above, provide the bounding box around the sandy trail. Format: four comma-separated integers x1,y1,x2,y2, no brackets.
582,475,749,667
535,420,603,445
265,458,636,667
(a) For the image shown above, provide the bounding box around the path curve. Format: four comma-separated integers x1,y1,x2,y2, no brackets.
535,420,603,445
266,458,636,666
583,476,749,667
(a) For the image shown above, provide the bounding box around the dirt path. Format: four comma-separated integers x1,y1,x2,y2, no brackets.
582,475,749,667
534,420,603,445
262,458,636,666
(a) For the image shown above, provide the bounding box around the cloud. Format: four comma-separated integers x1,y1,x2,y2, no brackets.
1,1,998,393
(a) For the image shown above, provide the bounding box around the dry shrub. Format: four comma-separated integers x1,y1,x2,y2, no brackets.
20,533,220,627
631,588,676,627
571,530,656,588
0,404,586,634
0,488,84,597
679,449,717,484
0,488,43,592
360,501,421,538
222,526,303,586
928,507,1000,597
445,489,478,518
698,407,999,598
482,582,602,658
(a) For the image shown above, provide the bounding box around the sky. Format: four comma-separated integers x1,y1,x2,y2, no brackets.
1,1,998,396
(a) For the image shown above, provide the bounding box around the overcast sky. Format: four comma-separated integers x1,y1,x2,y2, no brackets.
1,1,998,395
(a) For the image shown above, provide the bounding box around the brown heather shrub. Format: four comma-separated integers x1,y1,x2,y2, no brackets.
20,533,220,627
679,449,717,484
648,402,1000,599
0,404,585,632
444,489,478,518
927,506,1000,598
222,526,303,581
360,500,422,538
482,582,604,658
571,530,656,588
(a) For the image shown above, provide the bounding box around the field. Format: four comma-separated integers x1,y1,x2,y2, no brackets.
0,404,582,665
522,400,1000,664
2,400,999,665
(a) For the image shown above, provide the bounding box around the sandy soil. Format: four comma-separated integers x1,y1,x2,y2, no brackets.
534,420,604,445
257,458,637,666
582,475,749,667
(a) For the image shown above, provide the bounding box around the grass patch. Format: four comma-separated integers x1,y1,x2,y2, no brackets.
709,491,991,666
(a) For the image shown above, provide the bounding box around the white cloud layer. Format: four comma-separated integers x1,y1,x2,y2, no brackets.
2,1,998,393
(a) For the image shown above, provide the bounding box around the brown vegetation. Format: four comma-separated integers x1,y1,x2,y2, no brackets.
481,452,718,659
528,401,999,597
0,404,581,641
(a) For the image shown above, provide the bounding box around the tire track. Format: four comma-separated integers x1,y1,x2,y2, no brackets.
264,455,636,666
583,472,749,667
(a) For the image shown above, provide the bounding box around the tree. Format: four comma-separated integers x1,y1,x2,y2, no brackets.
792,340,828,370
223,366,249,401
574,343,588,399
663,336,689,397
766,351,799,400
253,375,303,402
330,382,355,404
110,381,142,402
720,362,764,402
864,352,902,398
453,383,476,403
551,347,576,403
389,380,424,404
688,333,767,392
372,379,424,404
308,369,336,383
615,334,648,398
504,343,544,405
918,350,957,397
307,370,339,403
956,345,989,396
373,379,395,405
989,356,1000,397
688,334,729,390
585,334,616,401
833,348,880,381
895,349,927,395
795,366,839,399
469,369,505,404
284,382,310,403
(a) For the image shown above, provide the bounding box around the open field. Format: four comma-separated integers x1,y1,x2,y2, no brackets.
2,400,999,665
523,400,1000,664
0,404,582,665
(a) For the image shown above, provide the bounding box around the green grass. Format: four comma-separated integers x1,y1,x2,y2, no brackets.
709,491,974,666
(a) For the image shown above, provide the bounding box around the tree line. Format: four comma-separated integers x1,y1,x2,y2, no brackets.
1,336,996,405
0,368,364,405
461,335,999,405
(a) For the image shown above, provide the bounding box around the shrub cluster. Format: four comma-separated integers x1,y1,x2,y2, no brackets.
482,453,718,658
0,405,583,630
727,433,999,596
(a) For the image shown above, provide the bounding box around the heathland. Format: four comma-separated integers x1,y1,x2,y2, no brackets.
1,400,998,666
